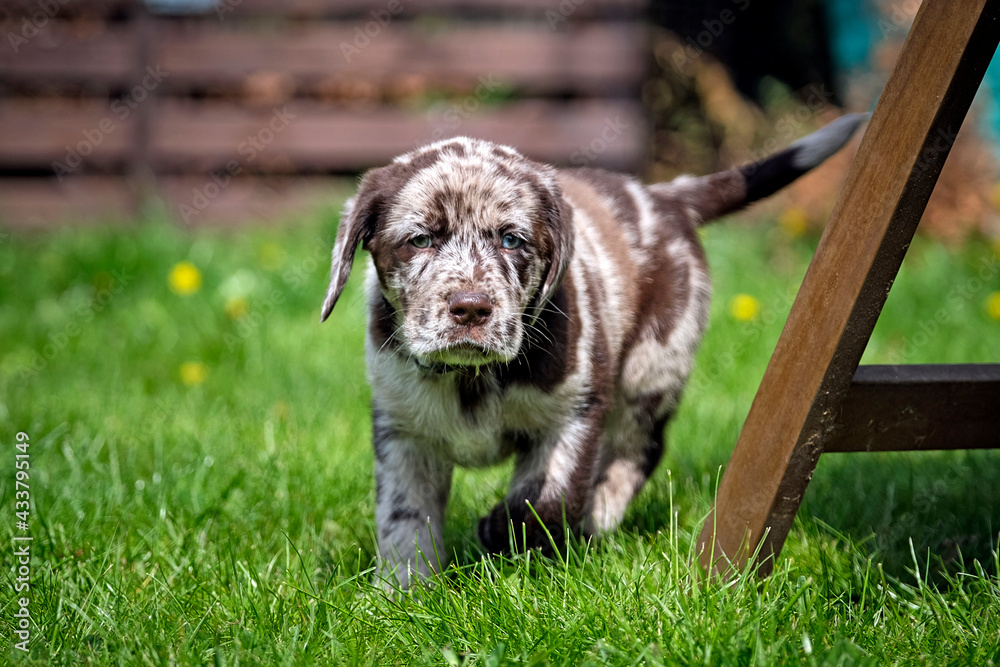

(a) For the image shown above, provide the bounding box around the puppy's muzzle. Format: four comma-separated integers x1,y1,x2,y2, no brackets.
448,292,493,328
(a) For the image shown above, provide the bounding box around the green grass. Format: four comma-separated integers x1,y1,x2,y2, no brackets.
1,206,999,665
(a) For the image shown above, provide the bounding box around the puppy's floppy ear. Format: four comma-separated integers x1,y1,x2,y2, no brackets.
534,178,574,311
320,164,406,322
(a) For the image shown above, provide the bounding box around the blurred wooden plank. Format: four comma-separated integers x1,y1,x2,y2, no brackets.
160,23,644,95
697,0,1000,577
151,99,646,172
157,175,353,226
0,100,136,167
0,0,136,20
0,0,642,19
0,99,645,171
0,177,136,227
0,23,136,88
825,365,1000,453
224,0,643,19
0,175,353,227
1,21,645,95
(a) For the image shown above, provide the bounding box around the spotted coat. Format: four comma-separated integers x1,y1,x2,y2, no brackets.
321,115,866,588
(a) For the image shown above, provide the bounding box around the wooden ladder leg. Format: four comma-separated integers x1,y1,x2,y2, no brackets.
697,0,1000,577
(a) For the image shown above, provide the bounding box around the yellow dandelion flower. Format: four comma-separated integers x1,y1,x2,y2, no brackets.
989,183,1000,211
779,208,809,238
986,292,1000,321
169,261,202,295
257,242,287,272
180,361,207,386
730,294,761,322
225,296,249,320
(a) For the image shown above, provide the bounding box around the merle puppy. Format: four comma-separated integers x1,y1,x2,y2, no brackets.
321,114,864,588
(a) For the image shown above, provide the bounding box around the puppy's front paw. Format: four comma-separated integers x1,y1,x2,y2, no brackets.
477,505,512,554
376,556,417,592
376,544,441,592
478,501,566,556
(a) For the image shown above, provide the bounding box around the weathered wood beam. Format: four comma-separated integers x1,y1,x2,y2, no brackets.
825,365,1000,454
698,0,1000,577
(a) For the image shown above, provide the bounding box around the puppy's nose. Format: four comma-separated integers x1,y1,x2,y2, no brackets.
449,292,493,327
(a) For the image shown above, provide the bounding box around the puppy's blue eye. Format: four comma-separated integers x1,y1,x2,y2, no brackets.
411,234,432,248
501,233,523,250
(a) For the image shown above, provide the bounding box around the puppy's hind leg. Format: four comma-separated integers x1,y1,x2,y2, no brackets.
587,400,671,535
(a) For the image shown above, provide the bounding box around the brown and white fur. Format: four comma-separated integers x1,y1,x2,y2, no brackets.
321,114,865,588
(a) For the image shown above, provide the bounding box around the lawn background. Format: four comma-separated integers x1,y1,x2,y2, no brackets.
1,205,999,664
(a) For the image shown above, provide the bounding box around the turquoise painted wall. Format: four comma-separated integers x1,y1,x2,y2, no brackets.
826,0,1000,161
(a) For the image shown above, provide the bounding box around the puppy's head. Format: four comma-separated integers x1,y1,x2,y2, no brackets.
321,138,573,366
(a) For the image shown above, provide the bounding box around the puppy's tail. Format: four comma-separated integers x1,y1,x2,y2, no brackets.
648,112,868,224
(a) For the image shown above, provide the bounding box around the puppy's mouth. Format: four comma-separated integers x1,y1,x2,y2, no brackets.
403,313,522,369
424,341,502,367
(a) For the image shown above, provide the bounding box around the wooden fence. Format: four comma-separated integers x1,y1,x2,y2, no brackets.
0,0,648,227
